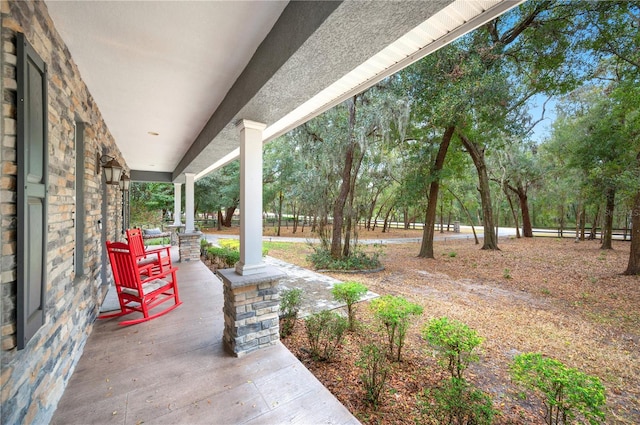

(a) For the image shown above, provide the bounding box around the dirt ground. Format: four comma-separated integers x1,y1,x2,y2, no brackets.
205,226,640,424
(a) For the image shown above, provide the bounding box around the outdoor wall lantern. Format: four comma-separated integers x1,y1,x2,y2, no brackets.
96,153,123,185
119,173,131,191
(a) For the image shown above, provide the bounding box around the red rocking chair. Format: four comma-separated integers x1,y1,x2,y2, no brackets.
126,227,172,276
100,241,181,325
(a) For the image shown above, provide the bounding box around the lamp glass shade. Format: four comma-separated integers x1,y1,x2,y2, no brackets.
119,174,131,191
103,158,123,185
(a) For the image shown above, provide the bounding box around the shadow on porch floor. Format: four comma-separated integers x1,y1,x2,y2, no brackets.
51,255,359,425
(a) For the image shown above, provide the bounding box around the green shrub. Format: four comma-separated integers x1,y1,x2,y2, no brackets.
420,377,495,425
279,288,302,338
307,246,382,271
331,281,368,331
370,295,423,362
510,353,606,425
356,342,389,407
206,246,240,268
304,310,348,361
423,317,483,380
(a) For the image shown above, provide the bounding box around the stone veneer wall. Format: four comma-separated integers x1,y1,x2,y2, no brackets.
217,267,285,357
1,1,126,423
178,232,202,262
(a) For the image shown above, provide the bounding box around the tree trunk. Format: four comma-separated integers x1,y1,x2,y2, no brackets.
372,199,387,232
276,191,283,236
439,199,444,233
383,204,394,233
624,185,640,274
589,206,600,240
505,189,521,238
575,200,582,241
458,132,499,250
601,187,615,250
293,211,298,234
366,190,381,231
331,97,357,259
217,209,223,231
419,126,455,258
343,135,365,258
447,188,479,245
224,205,236,227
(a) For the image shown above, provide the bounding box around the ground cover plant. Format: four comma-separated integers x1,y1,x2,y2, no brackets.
206,227,640,424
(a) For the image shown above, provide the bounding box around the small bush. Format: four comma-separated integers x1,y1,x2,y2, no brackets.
510,352,606,425
503,268,512,279
304,310,348,361
331,281,368,331
420,377,495,425
370,295,423,362
307,246,382,271
356,342,390,407
279,288,302,338
423,317,483,380
206,246,240,268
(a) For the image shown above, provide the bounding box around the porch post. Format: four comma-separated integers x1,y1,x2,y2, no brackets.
173,183,182,225
185,173,195,233
235,119,266,276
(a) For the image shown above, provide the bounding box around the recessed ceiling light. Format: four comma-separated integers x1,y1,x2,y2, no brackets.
147,131,160,136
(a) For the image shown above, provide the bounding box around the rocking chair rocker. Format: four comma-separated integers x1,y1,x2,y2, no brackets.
100,241,181,326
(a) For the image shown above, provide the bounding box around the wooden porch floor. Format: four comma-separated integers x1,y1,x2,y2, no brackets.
51,256,359,425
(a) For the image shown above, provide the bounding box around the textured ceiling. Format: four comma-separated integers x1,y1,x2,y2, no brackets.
45,0,522,183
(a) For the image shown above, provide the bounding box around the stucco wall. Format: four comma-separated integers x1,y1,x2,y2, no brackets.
1,1,126,422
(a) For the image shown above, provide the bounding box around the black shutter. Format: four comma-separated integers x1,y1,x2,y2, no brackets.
16,33,48,350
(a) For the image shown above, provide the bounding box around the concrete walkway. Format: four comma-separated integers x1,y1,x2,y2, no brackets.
51,255,359,425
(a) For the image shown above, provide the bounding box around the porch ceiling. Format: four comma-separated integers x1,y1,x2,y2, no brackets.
45,0,522,184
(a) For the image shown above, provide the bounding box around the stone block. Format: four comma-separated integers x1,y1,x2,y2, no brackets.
259,336,271,345
261,318,278,330
252,299,278,310
258,287,279,296
237,322,261,337
258,282,276,290
236,311,255,321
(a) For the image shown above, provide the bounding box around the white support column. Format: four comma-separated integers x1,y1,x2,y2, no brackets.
235,119,266,275
173,183,182,225
185,173,195,233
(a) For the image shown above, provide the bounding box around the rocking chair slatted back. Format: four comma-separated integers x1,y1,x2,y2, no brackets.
107,242,140,291
100,241,182,326
126,228,147,259
126,227,172,275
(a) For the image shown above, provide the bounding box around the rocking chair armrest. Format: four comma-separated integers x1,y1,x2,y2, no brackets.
145,245,170,255
140,266,178,283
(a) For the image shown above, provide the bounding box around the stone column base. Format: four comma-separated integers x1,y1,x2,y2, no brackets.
217,267,286,357
178,231,202,262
